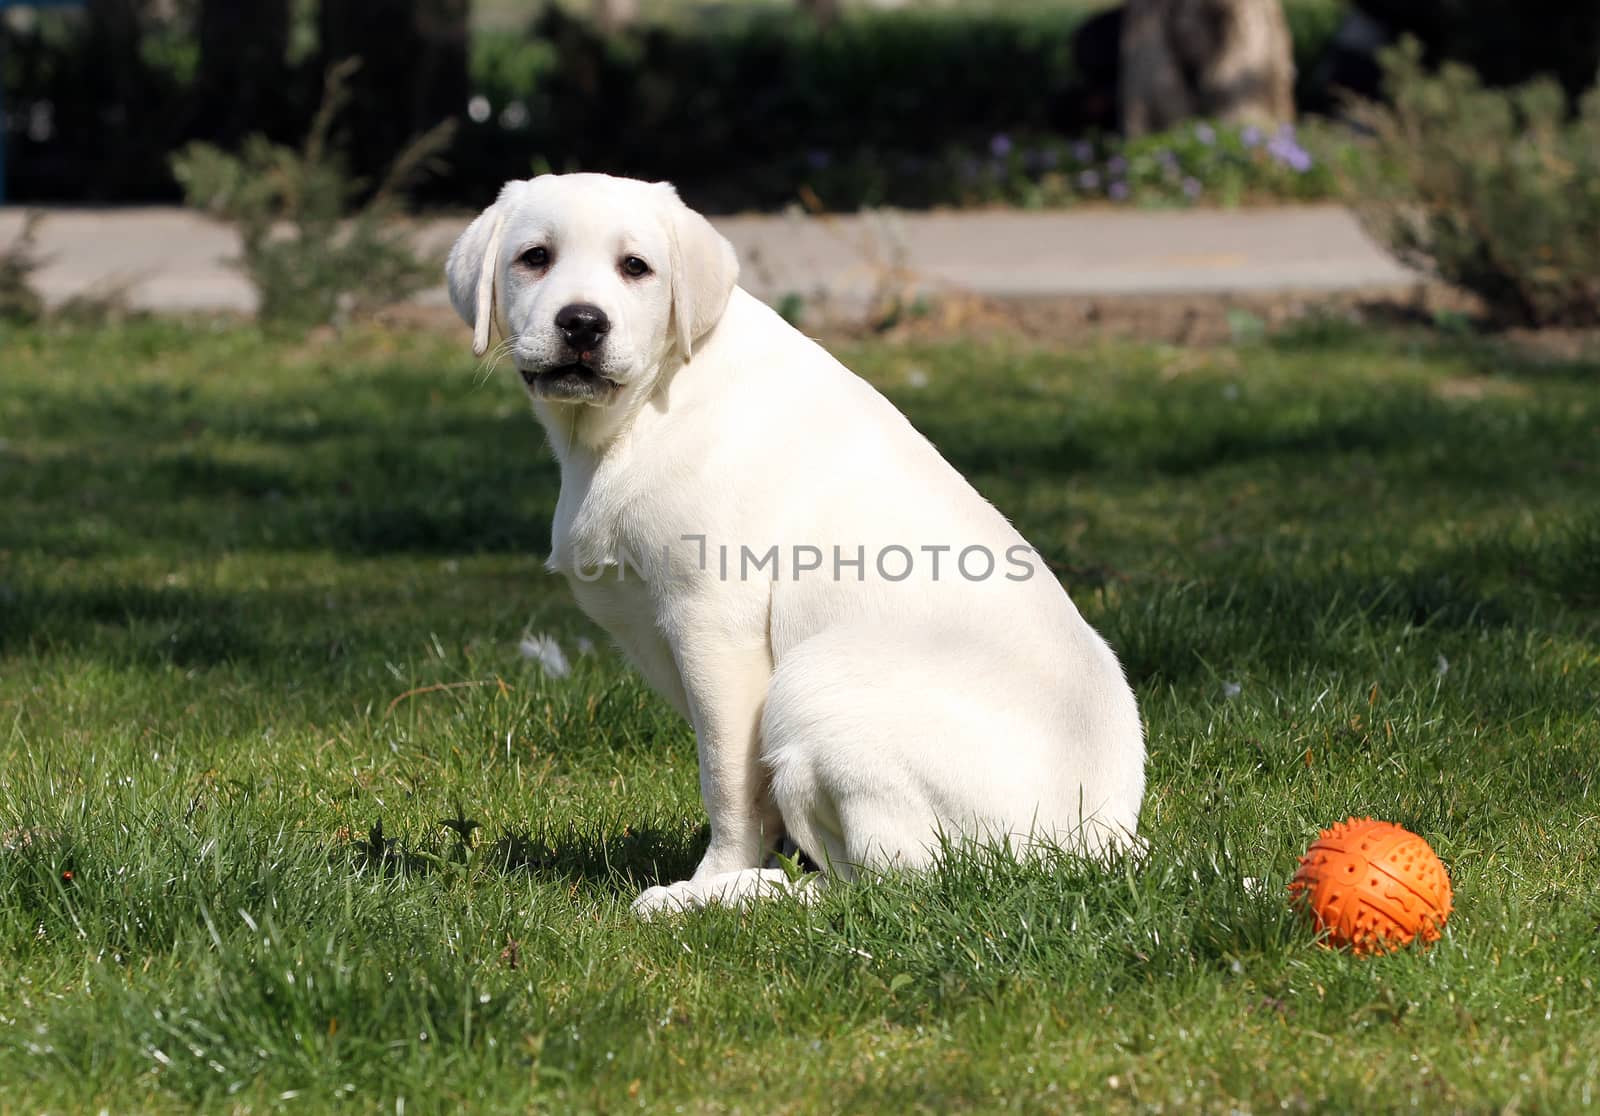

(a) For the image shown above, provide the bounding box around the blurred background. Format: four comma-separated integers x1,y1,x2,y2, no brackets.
2,0,1598,334
3,0,1596,212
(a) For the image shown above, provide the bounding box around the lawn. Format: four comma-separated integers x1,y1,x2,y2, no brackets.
1,319,1597,1113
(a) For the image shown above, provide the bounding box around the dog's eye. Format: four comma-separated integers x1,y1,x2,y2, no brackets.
520,246,550,268
620,255,651,278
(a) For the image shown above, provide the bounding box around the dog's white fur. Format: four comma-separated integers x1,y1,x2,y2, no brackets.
447,174,1145,916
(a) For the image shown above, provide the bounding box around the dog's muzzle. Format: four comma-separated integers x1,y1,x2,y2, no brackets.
519,362,620,404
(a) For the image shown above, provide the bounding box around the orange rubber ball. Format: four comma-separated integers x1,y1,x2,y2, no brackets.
1288,817,1452,956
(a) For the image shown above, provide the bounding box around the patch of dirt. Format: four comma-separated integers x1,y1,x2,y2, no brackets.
1430,376,1532,402
379,283,1600,360
832,282,1486,346
1496,327,1600,364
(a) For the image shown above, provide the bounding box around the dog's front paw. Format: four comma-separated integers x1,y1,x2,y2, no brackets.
630,868,821,919
630,880,704,919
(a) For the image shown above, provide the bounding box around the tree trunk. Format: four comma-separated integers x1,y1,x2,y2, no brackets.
1120,0,1295,136
799,0,839,29
593,0,639,32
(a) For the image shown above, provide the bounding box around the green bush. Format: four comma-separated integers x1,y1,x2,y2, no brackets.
458,2,1348,211
1348,40,1600,328
12,2,1350,213
0,214,45,326
866,119,1341,211
170,61,453,329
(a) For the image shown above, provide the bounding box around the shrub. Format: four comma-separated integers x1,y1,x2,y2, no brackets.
0,213,45,326
1346,40,1600,328
10,2,1350,213
914,119,1339,210
787,117,1343,212
170,60,454,330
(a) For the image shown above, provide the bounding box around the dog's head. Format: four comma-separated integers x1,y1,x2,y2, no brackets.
446,174,739,410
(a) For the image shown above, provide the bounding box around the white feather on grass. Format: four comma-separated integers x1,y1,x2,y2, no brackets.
519,633,571,678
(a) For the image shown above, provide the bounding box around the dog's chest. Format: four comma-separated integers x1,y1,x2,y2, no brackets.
546,451,637,572
547,459,680,681
549,493,619,577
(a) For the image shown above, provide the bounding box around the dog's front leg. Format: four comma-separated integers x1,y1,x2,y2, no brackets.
631,636,785,916
682,637,780,878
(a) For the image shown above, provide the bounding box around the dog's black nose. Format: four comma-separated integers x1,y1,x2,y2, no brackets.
556,303,609,352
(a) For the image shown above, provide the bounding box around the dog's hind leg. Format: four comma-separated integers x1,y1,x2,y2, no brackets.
760,622,1144,879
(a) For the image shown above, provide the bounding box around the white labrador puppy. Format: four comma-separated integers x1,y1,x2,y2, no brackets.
447,173,1145,916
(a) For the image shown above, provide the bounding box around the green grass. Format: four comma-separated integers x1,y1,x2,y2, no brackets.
2,319,1598,1113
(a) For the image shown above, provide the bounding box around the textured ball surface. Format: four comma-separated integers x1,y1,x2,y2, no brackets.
1288,818,1452,955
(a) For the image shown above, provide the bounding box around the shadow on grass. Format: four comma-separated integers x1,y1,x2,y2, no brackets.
334,820,703,895
914,380,1583,483
1109,566,1516,687
486,825,704,890
7,364,560,559
1105,513,1600,688
8,329,1596,685
1271,315,1600,385
0,582,268,665
7,492,1594,684
0,574,488,672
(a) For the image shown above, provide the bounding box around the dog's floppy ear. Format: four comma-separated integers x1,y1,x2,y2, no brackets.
659,183,739,360
446,182,520,357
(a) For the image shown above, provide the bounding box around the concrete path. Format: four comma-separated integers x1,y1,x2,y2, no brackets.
0,204,1416,318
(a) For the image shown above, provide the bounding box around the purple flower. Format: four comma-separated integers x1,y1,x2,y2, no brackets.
1240,125,1263,148
990,133,1013,158
805,148,831,171
1182,176,1203,199
1195,122,1216,145
1071,140,1094,163
1266,133,1313,173
1156,149,1179,169
1076,169,1100,190
1109,180,1130,201
1107,154,1128,175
